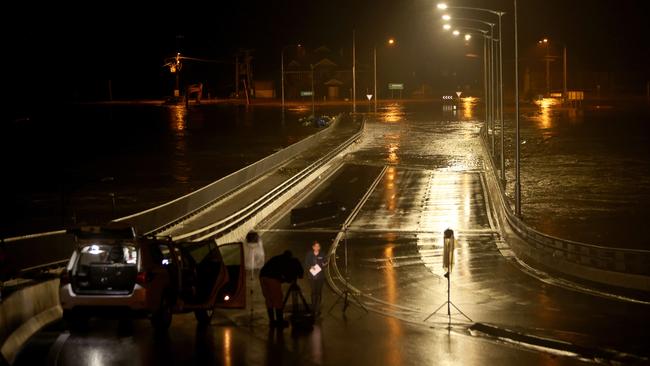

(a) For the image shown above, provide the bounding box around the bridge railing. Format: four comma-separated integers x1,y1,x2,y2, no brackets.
113,114,344,235
480,128,650,291
2,114,353,277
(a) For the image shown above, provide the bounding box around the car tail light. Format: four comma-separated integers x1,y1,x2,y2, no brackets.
136,271,150,286
60,270,70,286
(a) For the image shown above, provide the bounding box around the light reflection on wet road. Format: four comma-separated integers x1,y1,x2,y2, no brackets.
17,102,649,365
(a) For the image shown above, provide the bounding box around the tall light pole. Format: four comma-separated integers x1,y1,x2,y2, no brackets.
439,2,510,202
310,64,315,116
539,38,551,95
446,26,489,134
352,30,357,114
514,0,521,216
538,38,568,101
281,44,301,108
563,45,567,101
373,38,396,114
373,46,377,113
444,16,496,156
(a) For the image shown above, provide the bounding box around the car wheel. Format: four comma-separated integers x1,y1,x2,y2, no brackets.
151,295,173,331
194,308,215,325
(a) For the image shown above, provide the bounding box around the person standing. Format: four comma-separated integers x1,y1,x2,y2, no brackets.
304,241,327,316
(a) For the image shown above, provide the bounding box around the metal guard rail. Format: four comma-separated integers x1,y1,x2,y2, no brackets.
3,114,362,277
479,127,650,278
173,117,365,242
113,114,345,235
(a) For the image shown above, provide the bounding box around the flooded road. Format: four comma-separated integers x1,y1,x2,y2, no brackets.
15,101,649,365
502,99,650,249
254,102,649,360
1,103,345,236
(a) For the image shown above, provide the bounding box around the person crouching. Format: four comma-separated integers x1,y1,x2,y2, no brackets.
259,250,304,328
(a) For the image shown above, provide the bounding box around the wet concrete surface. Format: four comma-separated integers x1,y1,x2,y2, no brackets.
15,102,649,365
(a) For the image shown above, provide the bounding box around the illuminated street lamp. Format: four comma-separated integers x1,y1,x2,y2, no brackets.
446,17,497,157
373,38,396,113
442,14,452,21
448,26,491,139
437,2,508,193
538,38,568,101
281,44,301,108
452,30,460,36
464,34,472,41
443,23,452,30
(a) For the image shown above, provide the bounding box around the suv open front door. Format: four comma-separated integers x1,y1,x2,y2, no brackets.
214,242,246,308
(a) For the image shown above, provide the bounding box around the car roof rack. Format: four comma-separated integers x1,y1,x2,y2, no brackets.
67,224,136,240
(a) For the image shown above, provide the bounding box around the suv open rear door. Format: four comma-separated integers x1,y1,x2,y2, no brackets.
213,242,246,308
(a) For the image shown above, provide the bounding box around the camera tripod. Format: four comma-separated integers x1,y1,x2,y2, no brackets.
328,227,367,314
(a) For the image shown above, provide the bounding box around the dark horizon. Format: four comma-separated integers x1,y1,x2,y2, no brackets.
7,0,650,108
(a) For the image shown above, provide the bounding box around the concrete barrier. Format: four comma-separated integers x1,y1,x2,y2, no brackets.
479,130,650,292
4,115,346,273
0,279,62,365
113,115,344,235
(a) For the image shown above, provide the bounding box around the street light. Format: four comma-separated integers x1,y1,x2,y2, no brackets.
448,26,491,137
443,23,452,30
538,38,551,95
514,0,521,216
437,2,507,188
538,38,568,101
442,14,452,20
281,44,301,108
452,30,460,36
464,34,472,41
447,17,497,157
373,38,396,113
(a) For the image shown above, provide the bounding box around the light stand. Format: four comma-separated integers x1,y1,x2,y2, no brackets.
328,226,368,314
423,272,472,323
248,245,256,325
423,229,471,324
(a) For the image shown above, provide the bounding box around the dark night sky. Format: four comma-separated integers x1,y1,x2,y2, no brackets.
6,0,650,108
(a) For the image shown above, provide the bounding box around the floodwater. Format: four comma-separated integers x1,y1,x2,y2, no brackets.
1,103,345,237
501,99,650,249
372,99,650,249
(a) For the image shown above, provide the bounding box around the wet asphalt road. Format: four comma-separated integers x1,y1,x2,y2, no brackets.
15,102,649,365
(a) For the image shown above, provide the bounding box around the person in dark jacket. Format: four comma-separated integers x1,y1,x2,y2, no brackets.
304,241,328,316
259,250,304,327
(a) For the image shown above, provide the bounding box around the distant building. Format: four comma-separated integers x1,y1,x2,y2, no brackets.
284,45,352,101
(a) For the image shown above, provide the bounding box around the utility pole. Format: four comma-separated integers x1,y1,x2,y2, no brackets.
311,64,315,117
545,42,550,95
373,46,377,113
514,0,522,217
352,30,356,114
563,45,568,101
281,51,285,108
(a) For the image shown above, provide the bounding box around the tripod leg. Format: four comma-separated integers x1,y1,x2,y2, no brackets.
449,302,473,322
423,301,449,322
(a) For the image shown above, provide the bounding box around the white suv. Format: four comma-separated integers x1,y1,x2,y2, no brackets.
59,226,245,331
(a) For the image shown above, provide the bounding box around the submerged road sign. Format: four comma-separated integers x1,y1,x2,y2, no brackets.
300,91,314,97
388,83,404,90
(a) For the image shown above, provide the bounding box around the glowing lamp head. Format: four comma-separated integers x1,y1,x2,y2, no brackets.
442,14,451,20
388,38,395,45
464,34,471,41
443,24,451,30
452,30,460,36
437,3,448,10
224,295,230,301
